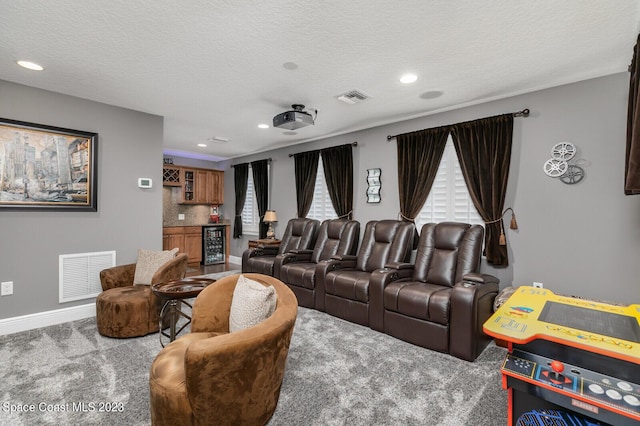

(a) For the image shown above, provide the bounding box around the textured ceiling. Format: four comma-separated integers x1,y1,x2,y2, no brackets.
1,1,639,161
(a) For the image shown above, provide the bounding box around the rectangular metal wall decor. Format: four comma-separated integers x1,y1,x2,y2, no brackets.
366,168,381,203
0,118,98,211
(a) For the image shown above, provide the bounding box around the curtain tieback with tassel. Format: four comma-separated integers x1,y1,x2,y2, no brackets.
398,212,416,222
337,210,354,219
485,208,518,246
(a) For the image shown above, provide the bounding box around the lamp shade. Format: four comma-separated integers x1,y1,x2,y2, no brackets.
264,210,277,223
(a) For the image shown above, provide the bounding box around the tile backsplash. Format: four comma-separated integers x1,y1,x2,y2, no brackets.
163,187,211,226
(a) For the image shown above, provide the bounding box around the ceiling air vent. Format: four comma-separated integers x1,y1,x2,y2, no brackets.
208,136,229,143
337,90,370,105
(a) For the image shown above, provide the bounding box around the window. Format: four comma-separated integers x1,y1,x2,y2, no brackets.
307,156,337,222
416,136,483,231
241,168,260,235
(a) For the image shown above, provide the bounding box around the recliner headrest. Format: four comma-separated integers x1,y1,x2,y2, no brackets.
290,220,310,236
373,221,398,243
326,220,347,239
433,222,472,250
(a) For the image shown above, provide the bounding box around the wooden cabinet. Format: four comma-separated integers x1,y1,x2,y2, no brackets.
181,169,196,203
163,227,185,252
194,169,224,204
206,170,224,204
184,226,202,264
162,166,181,187
163,226,202,264
167,166,224,205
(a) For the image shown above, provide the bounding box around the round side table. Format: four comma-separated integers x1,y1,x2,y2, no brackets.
151,277,215,347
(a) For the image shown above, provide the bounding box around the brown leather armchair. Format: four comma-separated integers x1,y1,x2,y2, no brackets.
369,222,499,361
95,253,188,338
274,218,360,309
242,218,320,276
149,273,298,426
315,220,414,326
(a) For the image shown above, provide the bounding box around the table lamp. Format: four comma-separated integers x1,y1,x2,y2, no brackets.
264,210,278,239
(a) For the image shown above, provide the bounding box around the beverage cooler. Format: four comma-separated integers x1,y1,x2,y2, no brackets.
202,225,226,265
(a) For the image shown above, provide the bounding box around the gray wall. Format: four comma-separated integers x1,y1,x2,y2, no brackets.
220,73,640,303
0,80,164,319
3,72,637,322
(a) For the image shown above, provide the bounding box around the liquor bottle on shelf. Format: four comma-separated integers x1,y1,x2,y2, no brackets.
183,170,194,201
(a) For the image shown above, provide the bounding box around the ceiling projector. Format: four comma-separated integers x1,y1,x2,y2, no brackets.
273,104,315,130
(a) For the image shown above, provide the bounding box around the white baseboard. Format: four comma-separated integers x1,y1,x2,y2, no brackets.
229,255,242,265
0,303,96,336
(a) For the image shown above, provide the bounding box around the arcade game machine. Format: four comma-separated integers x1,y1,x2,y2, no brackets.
483,286,640,426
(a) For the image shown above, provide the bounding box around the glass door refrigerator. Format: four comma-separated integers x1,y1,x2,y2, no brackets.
202,225,226,265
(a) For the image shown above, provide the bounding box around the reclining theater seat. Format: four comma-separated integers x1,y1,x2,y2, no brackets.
274,218,360,309
369,222,499,361
316,220,414,326
242,218,319,276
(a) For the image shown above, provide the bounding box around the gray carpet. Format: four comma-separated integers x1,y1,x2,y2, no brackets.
0,281,507,425
270,311,507,426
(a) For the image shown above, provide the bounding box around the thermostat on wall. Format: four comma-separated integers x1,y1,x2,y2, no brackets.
138,178,153,188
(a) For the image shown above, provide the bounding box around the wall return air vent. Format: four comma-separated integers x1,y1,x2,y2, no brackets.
336,90,370,104
59,251,116,303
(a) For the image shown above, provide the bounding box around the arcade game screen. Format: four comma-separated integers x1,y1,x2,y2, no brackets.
539,301,640,343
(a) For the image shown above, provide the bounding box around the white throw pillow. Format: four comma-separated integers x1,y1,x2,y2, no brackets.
229,275,277,332
133,248,179,285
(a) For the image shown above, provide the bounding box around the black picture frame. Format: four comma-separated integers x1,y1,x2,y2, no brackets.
0,118,98,211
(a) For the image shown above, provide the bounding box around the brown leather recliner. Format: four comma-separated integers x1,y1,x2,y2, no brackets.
315,220,414,326
369,222,499,361
149,273,298,426
274,218,360,309
242,218,320,276
95,253,188,338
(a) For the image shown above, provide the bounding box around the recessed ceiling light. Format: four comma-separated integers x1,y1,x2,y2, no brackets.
420,90,443,99
400,73,418,84
17,60,44,71
197,143,207,147
258,123,269,129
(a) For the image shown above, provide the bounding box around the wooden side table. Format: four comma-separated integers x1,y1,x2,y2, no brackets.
151,277,215,347
248,239,281,249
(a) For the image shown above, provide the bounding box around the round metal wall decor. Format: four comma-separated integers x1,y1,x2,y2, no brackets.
550,142,576,161
543,141,586,184
559,164,585,185
543,158,568,177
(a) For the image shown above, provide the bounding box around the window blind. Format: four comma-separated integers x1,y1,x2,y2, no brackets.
241,168,260,233
307,156,338,221
416,137,483,230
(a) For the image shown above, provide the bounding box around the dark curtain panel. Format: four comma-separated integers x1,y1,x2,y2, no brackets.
294,151,320,218
397,127,450,246
626,33,640,195
233,163,249,238
451,114,513,266
251,160,269,239
321,144,354,219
